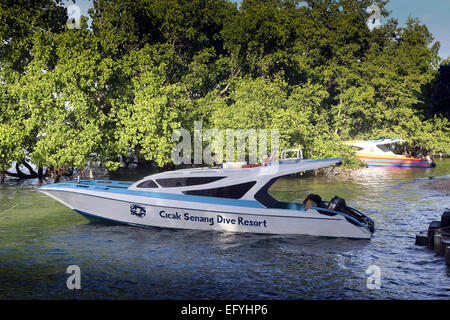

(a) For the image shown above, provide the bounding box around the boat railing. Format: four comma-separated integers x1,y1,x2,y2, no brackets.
281,148,303,161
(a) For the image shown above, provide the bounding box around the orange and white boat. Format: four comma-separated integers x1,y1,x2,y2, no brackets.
345,139,435,168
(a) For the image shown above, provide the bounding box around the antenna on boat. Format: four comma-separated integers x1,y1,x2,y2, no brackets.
269,150,277,164
262,153,272,166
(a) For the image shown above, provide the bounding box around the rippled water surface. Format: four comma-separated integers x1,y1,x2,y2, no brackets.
1,160,449,299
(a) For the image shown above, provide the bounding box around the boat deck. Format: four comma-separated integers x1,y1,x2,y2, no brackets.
53,180,135,191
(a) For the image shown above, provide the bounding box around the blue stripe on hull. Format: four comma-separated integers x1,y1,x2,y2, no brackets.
365,163,431,168
358,158,428,164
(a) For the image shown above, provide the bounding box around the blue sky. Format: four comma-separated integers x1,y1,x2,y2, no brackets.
385,0,450,59
67,0,449,59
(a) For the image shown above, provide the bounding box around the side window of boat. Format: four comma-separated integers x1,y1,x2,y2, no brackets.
182,181,257,199
136,180,158,188
156,176,225,188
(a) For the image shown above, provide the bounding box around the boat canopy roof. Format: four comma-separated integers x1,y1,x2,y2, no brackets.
135,158,342,184
344,138,402,148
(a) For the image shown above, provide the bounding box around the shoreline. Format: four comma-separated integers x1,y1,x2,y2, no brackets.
423,178,450,194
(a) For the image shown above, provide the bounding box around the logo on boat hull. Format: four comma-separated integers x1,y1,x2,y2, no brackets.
130,204,146,218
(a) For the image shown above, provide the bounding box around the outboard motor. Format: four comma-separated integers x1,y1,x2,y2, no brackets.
328,196,375,234
328,196,346,212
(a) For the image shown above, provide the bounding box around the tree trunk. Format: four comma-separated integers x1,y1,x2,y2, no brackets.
219,68,241,96
38,167,44,180
22,161,38,178
52,167,66,183
4,162,40,179
334,97,343,135
1,170,5,184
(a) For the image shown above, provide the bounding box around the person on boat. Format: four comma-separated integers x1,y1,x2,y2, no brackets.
303,194,322,210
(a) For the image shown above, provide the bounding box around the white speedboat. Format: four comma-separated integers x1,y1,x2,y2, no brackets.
39,151,374,239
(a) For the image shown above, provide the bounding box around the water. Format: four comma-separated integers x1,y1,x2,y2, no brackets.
0,161,449,299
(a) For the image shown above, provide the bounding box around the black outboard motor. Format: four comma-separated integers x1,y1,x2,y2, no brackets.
328,196,375,233
328,196,346,212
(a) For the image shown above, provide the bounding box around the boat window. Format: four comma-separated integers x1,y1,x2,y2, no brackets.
156,176,225,188
182,181,257,199
377,145,390,153
136,180,158,188
254,178,279,207
254,178,305,211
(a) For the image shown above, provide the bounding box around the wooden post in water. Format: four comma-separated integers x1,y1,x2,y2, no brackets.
434,232,444,256
427,221,441,250
445,244,450,266
1,170,5,184
415,231,428,246
416,213,450,266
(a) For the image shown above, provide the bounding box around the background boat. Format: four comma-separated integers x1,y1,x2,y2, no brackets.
345,139,436,168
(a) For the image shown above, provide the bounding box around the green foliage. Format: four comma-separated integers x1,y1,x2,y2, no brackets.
0,0,66,74
339,156,367,170
0,0,449,176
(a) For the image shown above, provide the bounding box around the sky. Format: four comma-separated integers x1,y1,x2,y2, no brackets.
67,0,449,60
385,0,450,59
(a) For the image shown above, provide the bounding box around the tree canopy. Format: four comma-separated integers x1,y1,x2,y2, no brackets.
0,0,449,179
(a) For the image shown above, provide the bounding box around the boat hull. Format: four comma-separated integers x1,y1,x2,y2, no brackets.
39,187,372,239
355,154,434,168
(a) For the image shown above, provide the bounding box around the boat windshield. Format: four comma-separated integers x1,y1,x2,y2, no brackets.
376,144,395,154
136,180,158,188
